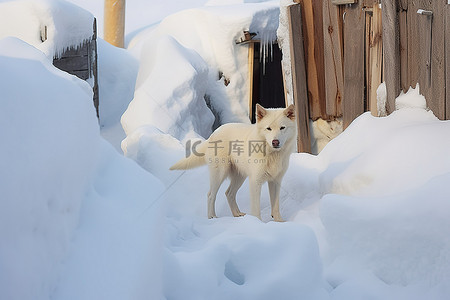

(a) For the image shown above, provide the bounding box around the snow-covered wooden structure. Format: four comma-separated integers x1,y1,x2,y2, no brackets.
0,0,99,117
51,19,99,117
285,0,450,153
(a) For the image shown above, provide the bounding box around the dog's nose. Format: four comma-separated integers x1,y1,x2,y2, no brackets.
272,139,280,148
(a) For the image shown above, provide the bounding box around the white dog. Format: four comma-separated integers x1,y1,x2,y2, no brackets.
170,104,297,221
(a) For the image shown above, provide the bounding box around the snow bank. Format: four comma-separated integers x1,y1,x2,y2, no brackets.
0,37,165,300
280,87,450,297
0,0,94,58
97,39,139,128
122,2,280,175
0,37,99,300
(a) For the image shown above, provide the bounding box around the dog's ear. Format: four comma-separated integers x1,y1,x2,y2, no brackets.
256,104,267,122
284,104,295,120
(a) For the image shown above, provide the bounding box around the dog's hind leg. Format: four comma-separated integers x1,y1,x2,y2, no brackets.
225,170,246,217
207,166,227,219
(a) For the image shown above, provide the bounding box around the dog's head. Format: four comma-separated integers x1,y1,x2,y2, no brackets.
256,104,296,151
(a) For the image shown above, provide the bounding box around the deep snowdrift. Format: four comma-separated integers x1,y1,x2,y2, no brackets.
0,37,164,300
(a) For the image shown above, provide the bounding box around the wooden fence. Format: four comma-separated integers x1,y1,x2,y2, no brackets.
383,0,450,120
287,0,450,153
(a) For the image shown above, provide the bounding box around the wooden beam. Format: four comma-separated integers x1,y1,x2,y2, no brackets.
446,3,450,119
104,0,125,48
287,3,311,153
248,42,255,122
399,6,408,93
382,0,400,114
322,0,344,118
343,2,365,128
298,0,327,120
368,3,383,116
430,0,445,120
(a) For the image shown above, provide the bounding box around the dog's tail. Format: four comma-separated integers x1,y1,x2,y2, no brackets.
169,142,208,170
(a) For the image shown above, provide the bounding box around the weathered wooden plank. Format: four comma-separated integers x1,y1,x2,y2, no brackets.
91,18,99,118
298,0,327,120
430,0,445,120
53,55,89,71
446,3,450,119
70,69,90,80
365,11,372,111
332,0,356,5
322,0,343,118
248,42,255,121
368,3,383,117
343,2,365,128
287,3,311,153
399,8,408,92
407,0,420,88
382,0,400,114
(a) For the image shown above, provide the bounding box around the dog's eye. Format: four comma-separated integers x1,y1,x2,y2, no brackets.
280,126,286,130
266,127,272,131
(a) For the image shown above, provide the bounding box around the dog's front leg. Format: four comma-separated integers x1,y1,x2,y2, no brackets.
249,179,262,220
268,180,283,222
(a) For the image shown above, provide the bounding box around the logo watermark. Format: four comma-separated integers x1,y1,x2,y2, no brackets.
185,139,268,164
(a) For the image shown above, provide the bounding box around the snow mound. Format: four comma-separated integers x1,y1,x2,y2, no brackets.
122,35,214,141
0,37,99,300
0,36,166,300
395,84,427,111
0,0,94,58
164,216,329,300
278,87,450,296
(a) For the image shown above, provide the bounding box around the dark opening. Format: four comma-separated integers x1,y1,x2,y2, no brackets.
250,42,285,123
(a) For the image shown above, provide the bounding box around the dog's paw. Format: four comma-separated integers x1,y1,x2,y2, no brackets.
272,215,285,222
208,214,218,219
233,211,246,217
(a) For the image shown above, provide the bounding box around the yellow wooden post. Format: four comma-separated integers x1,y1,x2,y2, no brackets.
104,0,125,48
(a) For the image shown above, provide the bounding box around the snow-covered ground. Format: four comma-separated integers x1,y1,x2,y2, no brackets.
1,0,450,299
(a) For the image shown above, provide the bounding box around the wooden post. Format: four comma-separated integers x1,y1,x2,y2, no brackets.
429,0,445,120
446,3,450,119
382,0,400,114
287,3,311,153
295,0,327,120
343,1,365,128
104,0,125,48
322,0,344,118
248,42,255,122
368,3,383,117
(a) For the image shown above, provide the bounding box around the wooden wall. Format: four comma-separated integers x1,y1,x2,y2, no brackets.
291,0,383,130
52,19,99,117
289,0,450,135
384,0,450,120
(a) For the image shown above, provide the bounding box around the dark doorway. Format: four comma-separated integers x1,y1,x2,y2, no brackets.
250,42,285,123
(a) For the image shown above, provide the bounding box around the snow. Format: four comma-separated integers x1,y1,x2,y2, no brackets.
2,0,450,299
0,0,94,58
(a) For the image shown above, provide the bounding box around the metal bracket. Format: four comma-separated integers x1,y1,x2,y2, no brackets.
417,9,433,16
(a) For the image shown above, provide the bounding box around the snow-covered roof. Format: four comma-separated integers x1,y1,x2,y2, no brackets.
0,0,94,58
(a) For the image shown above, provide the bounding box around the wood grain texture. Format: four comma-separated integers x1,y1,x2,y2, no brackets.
323,0,343,118
446,4,450,119
299,0,327,120
382,0,400,114
368,3,383,116
287,3,311,153
343,2,365,128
